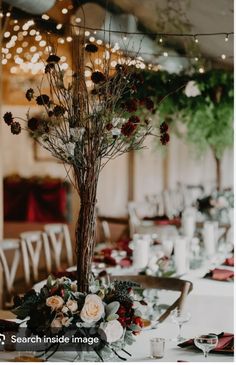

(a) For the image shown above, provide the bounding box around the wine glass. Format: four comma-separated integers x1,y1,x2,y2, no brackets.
194,334,218,358
170,309,191,342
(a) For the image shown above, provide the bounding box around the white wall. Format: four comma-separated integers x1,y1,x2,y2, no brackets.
1,106,233,217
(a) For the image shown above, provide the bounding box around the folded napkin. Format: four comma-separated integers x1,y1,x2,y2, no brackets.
178,332,234,353
119,257,132,268
52,270,77,280
204,268,234,281
224,257,234,267
0,319,19,333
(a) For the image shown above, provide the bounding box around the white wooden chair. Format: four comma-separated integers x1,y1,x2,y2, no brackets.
20,231,52,284
44,224,73,270
0,239,28,308
101,220,112,244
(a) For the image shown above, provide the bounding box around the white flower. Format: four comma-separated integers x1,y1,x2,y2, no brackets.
112,117,126,127
66,299,78,313
62,306,69,314
112,128,121,136
46,296,64,311
99,320,123,343
184,81,201,97
80,294,104,323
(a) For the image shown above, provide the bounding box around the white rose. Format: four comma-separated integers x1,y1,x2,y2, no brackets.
66,299,78,313
80,294,104,323
46,296,64,311
184,81,201,97
99,320,124,343
112,128,121,136
62,306,69,314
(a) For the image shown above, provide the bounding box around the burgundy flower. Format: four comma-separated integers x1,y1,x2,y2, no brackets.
10,122,21,135
128,115,140,124
28,117,39,131
85,43,98,53
121,121,137,137
25,88,34,101
106,123,113,131
36,94,50,106
53,105,65,116
125,99,137,113
160,133,170,145
46,55,60,63
3,112,13,125
160,121,169,133
91,71,106,84
45,63,54,73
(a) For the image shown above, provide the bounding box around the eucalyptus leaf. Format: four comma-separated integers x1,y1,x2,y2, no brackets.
105,301,120,316
107,313,119,321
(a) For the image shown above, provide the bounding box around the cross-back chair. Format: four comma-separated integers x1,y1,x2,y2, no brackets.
111,275,192,323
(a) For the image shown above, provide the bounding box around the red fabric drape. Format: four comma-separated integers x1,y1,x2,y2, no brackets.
4,177,70,222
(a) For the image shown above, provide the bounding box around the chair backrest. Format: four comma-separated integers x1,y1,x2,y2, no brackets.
44,224,73,270
101,220,112,244
0,239,21,294
20,231,52,284
128,202,142,237
110,275,192,323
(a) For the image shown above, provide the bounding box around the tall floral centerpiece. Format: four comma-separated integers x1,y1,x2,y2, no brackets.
4,32,168,293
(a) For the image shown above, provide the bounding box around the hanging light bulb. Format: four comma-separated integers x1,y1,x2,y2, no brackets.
225,34,229,42
159,37,163,43
194,35,199,43
221,54,226,60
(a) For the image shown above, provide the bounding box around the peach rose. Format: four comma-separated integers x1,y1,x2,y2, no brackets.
46,295,64,311
80,294,104,323
51,318,62,333
61,316,73,327
66,299,78,313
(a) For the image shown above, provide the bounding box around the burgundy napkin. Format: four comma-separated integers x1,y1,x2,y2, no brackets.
119,257,132,268
178,332,234,353
204,268,234,281
224,257,234,267
0,319,19,333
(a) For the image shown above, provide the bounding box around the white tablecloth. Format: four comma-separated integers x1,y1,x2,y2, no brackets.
1,262,233,362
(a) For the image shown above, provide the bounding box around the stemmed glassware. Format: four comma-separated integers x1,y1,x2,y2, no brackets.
194,334,218,358
170,309,191,342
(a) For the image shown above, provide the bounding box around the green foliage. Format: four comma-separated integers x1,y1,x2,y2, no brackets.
132,69,233,159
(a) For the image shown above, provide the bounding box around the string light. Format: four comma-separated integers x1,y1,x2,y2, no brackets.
163,51,168,57
56,24,63,30
194,35,199,43
225,34,229,42
62,8,68,14
199,67,204,73
42,14,50,20
159,37,163,43
221,54,226,59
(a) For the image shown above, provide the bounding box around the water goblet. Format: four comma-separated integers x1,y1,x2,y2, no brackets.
194,334,218,358
170,309,191,342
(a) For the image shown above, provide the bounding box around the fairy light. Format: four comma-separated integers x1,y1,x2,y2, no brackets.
22,41,29,48
6,12,11,17
225,34,229,42
22,31,28,36
221,54,226,59
29,29,36,36
58,38,65,44
56,23,63,30
2,59,7,65
39,40,46,47
96,39,103,45
30,46,37,52
89,36,95,42
4,32,10,38
13,25,20,31
75,17,81,23
159,37,163,43
194,57,199,61
10,66,17,73
61,56,67,62
85,31,90,36
35,35,42,41
66,36,72,42
199,67,204,73
62,8,68,14
163,51,168,57
16,47,23,54
0,12,4,19
194,35,199,43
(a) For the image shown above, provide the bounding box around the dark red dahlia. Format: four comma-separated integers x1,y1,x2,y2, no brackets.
121,121,137,137
46,55,60,63
160,132,170,145
36,94,50,106
3,112,13,125
125,99,137,112
160,121,169,133
85,43,98,53
106,123,113,131
128,115,140,124
10,122,21,135
53,105,65,116
28,117,39,131
45,63,55,73
25,88,34,101
91,71,106,84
